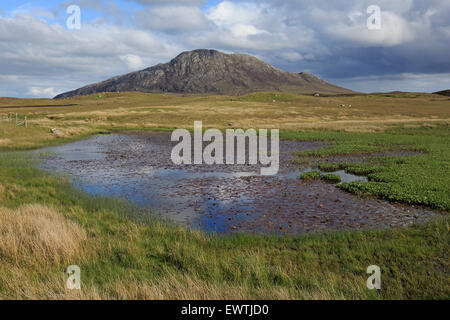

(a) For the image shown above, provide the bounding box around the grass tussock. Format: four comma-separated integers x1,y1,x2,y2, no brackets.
0,184,4,199
0,138,11,146
300,171,321,180
320,173,342,183
108,274,298,300
0,204,87,267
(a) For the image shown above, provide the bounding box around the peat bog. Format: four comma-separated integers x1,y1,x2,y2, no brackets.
35,132,442,235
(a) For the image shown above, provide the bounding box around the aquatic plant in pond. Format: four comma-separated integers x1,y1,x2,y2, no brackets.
321,173,342,184
283,126,450,211
300,171,320,180
318,162,342,172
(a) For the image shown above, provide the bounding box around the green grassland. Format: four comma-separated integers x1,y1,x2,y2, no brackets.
0,92,448,299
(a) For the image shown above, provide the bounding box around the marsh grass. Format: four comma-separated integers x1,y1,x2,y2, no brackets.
318,163,342,172
0,92,449,299
286,125,450,211
0,204,87,267
300,171,321,180
320,173,342,183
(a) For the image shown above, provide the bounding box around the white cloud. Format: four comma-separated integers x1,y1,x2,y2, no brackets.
328,11,415,47
120,54,145,70
207,1,263,28
229,24,266,37
439,26,450,38
0,0,449,97
201,1,317,53
277,51,304,62
0,14,183,97
137,5,209,32
28,87,57,98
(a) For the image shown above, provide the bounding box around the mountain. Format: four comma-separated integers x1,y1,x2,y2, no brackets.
434,89,450,96
54,49,354,98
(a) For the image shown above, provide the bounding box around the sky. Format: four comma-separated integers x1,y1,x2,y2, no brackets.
0,0,449,98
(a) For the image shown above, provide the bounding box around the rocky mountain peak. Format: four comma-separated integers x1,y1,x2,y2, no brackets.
55,49,353,98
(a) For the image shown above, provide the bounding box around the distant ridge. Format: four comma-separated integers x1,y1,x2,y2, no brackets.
55,49,354,99
434,89,450,96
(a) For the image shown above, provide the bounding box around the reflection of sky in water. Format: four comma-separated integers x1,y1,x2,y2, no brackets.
35,134,370,234
37,135,109,161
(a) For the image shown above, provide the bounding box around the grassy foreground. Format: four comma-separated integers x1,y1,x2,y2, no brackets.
0,92,449,299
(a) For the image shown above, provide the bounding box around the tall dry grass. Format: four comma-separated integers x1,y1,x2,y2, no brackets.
0,204,87,267
0,138,11,146
0,184,5,199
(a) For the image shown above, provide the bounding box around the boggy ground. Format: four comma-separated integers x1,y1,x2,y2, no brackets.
0,92,448,299
37,132,440,235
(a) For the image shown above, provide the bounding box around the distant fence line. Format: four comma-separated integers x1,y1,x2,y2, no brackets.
0,113,28,127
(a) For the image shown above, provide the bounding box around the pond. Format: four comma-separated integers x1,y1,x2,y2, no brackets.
35,132,439,235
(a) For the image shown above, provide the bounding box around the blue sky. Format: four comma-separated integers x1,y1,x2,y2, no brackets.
1,1,216,24
0,0,449,97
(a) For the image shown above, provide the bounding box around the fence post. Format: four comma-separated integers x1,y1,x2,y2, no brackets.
15,113,18,126
25,116,27,128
